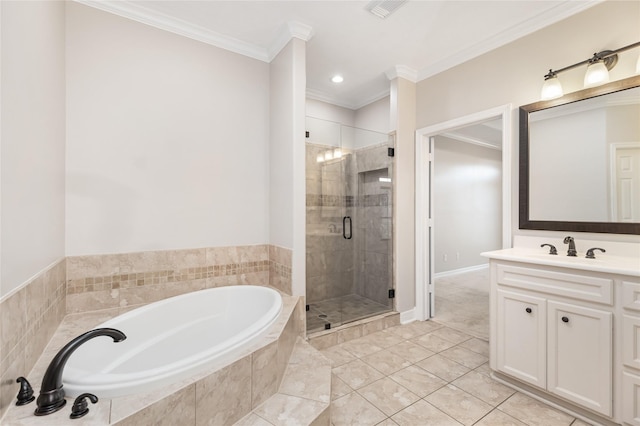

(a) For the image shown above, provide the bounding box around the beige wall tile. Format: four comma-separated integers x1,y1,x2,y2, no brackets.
114,384,196,426
251,341,279,409
66,289,119,314
195,356,251,425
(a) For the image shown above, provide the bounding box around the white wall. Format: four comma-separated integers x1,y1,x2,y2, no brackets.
434,136,502,273
415,0,640,243
1,1,66,297
390,77,416,314
355,96,390,134
65,3,270,256
306,99,355,127
269,38,307,296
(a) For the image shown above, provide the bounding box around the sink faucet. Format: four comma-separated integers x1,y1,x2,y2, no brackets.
563,236,577,257
34,328,126,416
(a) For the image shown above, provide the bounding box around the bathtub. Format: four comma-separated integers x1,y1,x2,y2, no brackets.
62,285,282,399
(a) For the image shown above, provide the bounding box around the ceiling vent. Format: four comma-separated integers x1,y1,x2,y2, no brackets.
366,0,408,19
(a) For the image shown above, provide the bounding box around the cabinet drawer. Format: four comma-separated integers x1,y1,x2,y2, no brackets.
496,264,613,305
625,315,640,370
624,281,640,312
624,372,640,426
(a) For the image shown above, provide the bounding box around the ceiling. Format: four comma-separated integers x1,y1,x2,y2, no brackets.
78,0,600,110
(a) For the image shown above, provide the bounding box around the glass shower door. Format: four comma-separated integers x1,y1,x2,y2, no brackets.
305,118,394,333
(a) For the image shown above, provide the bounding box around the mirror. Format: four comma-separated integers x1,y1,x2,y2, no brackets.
520,75,640,234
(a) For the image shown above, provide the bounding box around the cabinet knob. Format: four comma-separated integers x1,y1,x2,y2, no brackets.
561,316,569,323
525,307,532,313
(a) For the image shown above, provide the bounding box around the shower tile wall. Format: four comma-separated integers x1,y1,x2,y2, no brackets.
306,141,393,311
0,260,66,419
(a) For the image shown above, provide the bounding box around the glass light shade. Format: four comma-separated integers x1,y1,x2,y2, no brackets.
324,151,333,161
316,154,324,163
584,61,610,87
541,75,563,100
333,149,342,158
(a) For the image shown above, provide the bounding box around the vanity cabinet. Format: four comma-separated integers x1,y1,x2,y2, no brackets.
495,287,612,416
485,258,640,424
622,281,640,426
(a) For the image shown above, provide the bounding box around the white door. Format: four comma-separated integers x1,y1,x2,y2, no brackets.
547,301,612,417
496,289,547,388
612,144,640,221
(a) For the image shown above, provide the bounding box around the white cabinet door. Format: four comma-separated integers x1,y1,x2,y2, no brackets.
623,372,640,426
547,301,612,417
496,289,546,388
624,315,640,370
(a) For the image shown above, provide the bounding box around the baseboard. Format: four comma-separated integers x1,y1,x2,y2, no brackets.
400,308,416,324
434,263,489,279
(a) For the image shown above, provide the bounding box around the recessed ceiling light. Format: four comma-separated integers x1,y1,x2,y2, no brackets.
331,75,344,83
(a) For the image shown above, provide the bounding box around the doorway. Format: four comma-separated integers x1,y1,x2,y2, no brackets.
415,105,512,323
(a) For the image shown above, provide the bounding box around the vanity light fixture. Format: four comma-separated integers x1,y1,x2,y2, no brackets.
540,41,640,100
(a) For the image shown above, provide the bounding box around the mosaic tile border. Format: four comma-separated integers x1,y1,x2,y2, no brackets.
306,193,389,208
67,261,271,295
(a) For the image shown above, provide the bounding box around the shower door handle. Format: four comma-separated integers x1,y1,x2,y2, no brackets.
343,216,352,239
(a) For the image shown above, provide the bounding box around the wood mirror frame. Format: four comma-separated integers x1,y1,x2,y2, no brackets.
519,75,640,235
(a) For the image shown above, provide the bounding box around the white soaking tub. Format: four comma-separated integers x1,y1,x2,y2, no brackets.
62,285,282,399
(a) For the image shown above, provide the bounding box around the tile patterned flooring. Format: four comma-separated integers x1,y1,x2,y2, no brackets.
323,268,593,426
307,294,392,334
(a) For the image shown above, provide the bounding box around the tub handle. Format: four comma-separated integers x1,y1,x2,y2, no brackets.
343,216,352,240
70,393,98,419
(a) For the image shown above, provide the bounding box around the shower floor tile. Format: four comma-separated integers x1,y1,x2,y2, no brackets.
306,294,391,333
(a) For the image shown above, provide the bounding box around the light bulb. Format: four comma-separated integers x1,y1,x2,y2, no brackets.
584,61,610,87
316,154,324,163
541,75,563,100
333,149,342,158
324,151,333,161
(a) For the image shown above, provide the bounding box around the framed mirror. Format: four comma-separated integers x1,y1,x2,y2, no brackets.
519,75,640,234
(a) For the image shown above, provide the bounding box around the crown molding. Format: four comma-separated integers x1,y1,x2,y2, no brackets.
74,1,313,64
417,0,604,81
268,21,314,61
306,88,390,111
385,65,418,82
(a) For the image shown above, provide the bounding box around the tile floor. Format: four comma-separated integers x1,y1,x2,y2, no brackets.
307,294,392,333
322,267,593,426
432,267,491,340
323,322,591,426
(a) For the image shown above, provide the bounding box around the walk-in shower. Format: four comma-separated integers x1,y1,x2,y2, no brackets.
305,117,394,333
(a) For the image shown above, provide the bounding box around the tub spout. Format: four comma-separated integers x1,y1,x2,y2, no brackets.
34,328,126,416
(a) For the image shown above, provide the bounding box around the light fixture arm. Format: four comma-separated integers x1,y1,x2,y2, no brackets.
546,41,640,77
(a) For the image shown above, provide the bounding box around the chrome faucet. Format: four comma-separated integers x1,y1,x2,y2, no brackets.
563,236,577,257
34,328,126,416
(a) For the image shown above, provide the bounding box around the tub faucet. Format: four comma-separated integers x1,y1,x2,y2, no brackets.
35,328,126,416
563,236,577,257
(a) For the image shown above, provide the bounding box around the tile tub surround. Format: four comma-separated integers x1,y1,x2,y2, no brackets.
0,259,66,420
3,291,304,425
66,244,292,313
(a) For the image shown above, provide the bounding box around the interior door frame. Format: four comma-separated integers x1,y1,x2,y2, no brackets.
414,104,513,321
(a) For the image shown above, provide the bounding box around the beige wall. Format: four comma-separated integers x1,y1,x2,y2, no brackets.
65,2,270,257
269,38,307,296
415,0,640,243
1,1,66,297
